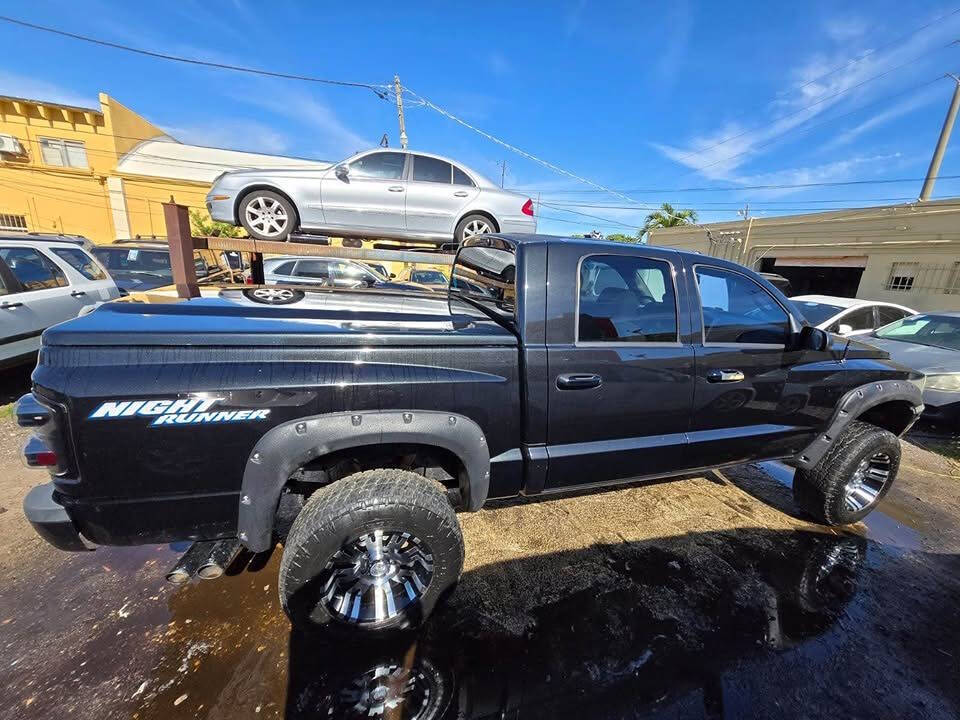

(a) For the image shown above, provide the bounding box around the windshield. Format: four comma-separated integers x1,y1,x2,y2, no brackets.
411,270,448,284
794,300,844,326
875,314,960,351
91,248,173,277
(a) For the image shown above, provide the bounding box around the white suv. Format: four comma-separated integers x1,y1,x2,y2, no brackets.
1,236,120,368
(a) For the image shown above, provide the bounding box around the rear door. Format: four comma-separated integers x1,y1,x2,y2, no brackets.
0,245,73,363
404,155,479,236
544,243,696,490
46,245,120,305
687,262,811,466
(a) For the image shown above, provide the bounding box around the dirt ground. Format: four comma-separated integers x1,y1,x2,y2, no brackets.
1,409,959,719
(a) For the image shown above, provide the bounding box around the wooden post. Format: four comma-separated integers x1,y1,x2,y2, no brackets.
162,200,200,299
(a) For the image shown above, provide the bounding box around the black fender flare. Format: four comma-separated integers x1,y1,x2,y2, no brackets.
792,379,923,471
237,410,490,552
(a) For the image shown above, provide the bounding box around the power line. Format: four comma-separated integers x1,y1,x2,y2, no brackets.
0,15,391,94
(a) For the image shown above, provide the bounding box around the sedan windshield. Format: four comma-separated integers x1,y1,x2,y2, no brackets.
794,300,845,326
875,314,960,351
411,270,448,284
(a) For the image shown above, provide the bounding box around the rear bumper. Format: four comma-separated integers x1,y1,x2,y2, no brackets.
499,215,537,234
23,482,91,552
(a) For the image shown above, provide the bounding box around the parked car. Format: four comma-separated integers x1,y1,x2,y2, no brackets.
1,238,119,368
90,242,224,294
0,231,92,249
19,235,923,637
792,295,916,337
398,267,449,290
858,312,960,425
263,256,416,290
206,149,537,245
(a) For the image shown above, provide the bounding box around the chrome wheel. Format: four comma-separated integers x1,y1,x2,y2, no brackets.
252,287,294,302
333,663,441,719
462,218,492,238
321,529,434,625
843,452,892,512
244,196,289,238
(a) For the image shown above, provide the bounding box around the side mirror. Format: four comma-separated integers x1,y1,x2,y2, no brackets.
335,164,349,179
797,325,829,352
837,323,853,335
389,273,396,279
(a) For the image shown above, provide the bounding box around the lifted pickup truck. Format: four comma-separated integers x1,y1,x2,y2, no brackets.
18,235,923,635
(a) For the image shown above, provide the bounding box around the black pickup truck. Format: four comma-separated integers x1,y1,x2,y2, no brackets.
18,234,923,635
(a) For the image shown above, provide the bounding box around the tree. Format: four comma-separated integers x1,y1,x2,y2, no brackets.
606,232,641,244
641,203,698,239
189,209,246,238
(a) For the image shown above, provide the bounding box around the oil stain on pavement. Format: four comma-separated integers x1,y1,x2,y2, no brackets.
1,456,959,719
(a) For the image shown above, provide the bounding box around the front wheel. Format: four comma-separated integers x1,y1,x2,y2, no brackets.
454,214,496,243
279,469,464,634
239,190,298,241
792,420,901,525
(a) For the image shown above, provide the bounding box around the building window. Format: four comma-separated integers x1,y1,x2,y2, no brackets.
39,137,88,168
0,214,27,232
884,262,918,292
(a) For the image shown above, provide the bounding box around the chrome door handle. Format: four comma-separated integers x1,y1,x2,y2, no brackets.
71,290,86,297
387,186,405,192
707,369,745,383
1,301,23,309
556,373,602,390
453,191,469,197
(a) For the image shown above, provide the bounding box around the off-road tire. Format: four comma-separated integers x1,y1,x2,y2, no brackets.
792,420,900,525
238,190,298,242
279,469,464,634
454,214,496,243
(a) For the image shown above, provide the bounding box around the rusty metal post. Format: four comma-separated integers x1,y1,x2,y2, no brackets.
249,252,265,284
162,200,200,298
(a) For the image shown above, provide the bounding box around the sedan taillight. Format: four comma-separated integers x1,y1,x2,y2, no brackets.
522,199,534,216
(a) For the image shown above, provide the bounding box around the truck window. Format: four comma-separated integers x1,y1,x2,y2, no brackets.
451,240,515,319
578,255,677,343
695,266,789,345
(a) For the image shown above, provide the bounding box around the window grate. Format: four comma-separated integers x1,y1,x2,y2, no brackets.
0,213,28,232
883,261,960,294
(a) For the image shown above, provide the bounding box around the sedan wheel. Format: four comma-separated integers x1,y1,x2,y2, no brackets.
454,214,496,243
239,191,298,241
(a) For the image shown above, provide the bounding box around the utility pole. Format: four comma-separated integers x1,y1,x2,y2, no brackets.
497,160,507,188
920,73,960,201
393,75,408,149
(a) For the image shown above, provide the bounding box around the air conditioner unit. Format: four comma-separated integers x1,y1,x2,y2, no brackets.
0,134,25,155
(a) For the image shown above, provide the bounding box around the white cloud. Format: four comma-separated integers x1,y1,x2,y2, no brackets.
162,120,290,155
825,16,870,42
0,70,96,109
733,152,903,198
823,85,944,149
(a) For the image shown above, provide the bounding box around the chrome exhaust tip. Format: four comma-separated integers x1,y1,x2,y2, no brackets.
196,539,242,581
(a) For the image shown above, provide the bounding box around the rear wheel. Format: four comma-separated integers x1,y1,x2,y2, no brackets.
279,469,464,634
454,214,496,243
239,190,297,241
792,420,900,525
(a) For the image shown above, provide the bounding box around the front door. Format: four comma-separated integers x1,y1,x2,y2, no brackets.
544,244,696,490
320,151,408,232
404,155,479,236
686,262,812,466
0,246,73,365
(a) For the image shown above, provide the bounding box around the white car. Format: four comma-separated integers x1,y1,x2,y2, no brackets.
206,148,537,246
1,236,120,368
792,295,916,337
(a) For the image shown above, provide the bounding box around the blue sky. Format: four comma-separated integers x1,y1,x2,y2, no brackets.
4,0,960,235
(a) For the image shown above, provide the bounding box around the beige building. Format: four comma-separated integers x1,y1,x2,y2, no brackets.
648,199,960,312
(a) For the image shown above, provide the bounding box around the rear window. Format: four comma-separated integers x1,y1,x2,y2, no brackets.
451,237,516,320
52,247,106,281
92,248,172,276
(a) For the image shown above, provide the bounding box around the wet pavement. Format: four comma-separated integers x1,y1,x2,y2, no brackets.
1,418,959,719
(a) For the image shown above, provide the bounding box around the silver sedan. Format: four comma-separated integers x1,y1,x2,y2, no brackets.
206,149,537,245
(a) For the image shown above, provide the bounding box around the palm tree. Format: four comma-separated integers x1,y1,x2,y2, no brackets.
641,203,698,239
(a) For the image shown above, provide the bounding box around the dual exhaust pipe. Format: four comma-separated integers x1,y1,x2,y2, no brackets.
166,538,242,584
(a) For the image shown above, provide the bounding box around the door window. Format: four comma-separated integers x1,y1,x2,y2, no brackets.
831,307,874,333
876,305,910,326
0,247,69,291
695,266,789,345
271,260,296,276
52,247,107,281
331,262,376,284
349,152,406,179
294,260,331,279
413,156,452,183
578,255,678,343
453,166,475,187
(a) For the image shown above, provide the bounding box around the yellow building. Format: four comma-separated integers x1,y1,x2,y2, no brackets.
0,92,325,243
